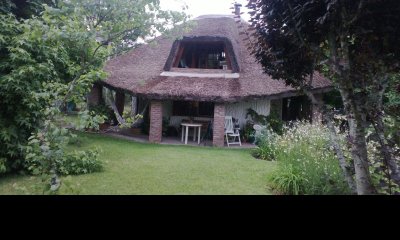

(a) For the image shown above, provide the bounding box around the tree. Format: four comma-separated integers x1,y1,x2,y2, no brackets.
0,0,188,191
247,0,400,194
0,0,57,19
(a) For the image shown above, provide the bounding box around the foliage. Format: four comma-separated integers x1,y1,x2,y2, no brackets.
57,150,102,175
66,0,189,56
89,104,114,124
242,121,255,143
384,74,400,146
248,0,400,194
0,0,56,19
0,12,105,174
269,164,305,195
246,108,283,135
265,112,283,135
252,127,277,161
0,158,6,174
23,121,103,177
0,0,188,190
266,121,350,195
368,139,400,195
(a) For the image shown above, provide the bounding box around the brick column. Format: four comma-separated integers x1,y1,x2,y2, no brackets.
213,103,226,147
149,100,163,143
115,91,125,116
87,84,103,106
312,94,323,124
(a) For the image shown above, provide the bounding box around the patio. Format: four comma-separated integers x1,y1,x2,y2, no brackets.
104,128,255,148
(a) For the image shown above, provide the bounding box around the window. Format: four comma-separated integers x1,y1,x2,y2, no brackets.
172,101,214,117
173,41,231,70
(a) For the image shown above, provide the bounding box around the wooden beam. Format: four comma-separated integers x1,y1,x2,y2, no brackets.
173,42,185,67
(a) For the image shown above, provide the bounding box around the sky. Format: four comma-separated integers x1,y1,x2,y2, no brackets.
160,0,251,22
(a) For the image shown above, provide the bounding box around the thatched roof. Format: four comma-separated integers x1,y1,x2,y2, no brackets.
102,15,332,102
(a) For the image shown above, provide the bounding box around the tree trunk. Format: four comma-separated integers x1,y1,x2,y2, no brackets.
367,77,400,188
348,116,376,194
371,111,400,186
341,87,377,195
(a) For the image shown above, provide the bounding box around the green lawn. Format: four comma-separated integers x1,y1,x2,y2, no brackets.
0,133,275,195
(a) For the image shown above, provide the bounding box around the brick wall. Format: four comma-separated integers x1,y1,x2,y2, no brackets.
87,84,103,106
149,100,163,143
213,103,226,147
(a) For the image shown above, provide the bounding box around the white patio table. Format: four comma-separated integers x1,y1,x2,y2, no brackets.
181,123,202,145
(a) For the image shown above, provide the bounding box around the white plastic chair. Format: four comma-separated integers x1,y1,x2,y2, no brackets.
224,116,241,147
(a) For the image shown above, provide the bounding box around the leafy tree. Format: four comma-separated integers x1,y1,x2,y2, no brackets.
247,0,400,194
0,0,57,19
0,0,188,192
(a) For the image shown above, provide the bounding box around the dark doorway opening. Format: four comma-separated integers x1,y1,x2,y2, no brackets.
282,96,312,122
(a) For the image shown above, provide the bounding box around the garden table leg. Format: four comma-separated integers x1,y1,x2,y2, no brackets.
181,127,184,142
185,126,188,145
198,126,201,144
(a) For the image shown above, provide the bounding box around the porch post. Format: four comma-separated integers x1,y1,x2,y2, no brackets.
115,91,125,116
213,103,226,147
149,100,163,143
312,94,323,124
87,83,103,106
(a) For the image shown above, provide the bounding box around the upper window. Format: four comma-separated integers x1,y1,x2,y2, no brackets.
164,36,239,72
173,41,231,70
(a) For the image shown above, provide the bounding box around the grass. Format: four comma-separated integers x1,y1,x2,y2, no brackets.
0,133,275,195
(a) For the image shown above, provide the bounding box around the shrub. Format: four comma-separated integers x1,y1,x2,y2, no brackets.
25,145,103,176
252,127,277,160
266,121,350,195
246,108,284,135
56,150,103,175
89,104,114,124
242,121,256,143
269,164,305,195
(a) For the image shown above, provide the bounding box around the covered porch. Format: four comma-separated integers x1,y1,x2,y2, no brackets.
87,83,324,147
87,83,251,147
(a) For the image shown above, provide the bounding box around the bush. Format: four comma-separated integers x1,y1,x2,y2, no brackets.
89,104,114,124
25,147,103,176
242,121,256,143
269,164,305,195
265,121,350,195
252,127,277,160
245,108,284,137
56,150,103,175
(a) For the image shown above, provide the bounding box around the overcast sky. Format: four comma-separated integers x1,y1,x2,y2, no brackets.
160,0,250,22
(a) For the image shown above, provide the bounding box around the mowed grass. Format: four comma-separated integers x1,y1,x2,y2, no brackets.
0,133,275,195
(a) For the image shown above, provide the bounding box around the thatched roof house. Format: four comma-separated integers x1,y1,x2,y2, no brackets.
89,13,332,147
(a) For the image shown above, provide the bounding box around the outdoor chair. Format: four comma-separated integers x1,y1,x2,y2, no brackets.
224,116,241,147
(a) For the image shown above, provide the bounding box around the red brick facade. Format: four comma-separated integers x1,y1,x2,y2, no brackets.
213,103,226,147
87,84,103,106
149,100,163,143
